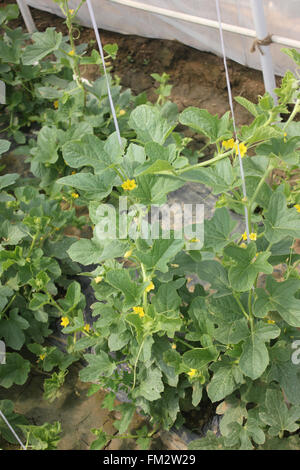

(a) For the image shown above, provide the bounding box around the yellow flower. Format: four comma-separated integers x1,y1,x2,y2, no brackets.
242,232,257,241
133,306,145,318
68,49,75,56
61,317,69,328
222,138,234,150
121,179,137,191
284,132,287,143
187,368,197,378
124,249,132,258
145,281,154,293
295,204,300,213
189,237,200,243
234,142,247,158
240,242,247,248
39,353,46,361
267,319,275,324
53,100,59,109
119,109,126,116
84,324,90,332
171,343,176,350
69,9,75,15
71,171,76,175
71,192,79,199
94,276,103,284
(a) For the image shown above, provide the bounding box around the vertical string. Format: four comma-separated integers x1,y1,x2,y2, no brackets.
86,0,122,147
0,409,26,450
215,0,250,240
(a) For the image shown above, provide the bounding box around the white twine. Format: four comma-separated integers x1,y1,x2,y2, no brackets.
86,0,122,147
0,409,26,450
215,0,250,240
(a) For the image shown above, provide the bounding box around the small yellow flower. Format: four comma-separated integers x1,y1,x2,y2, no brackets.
234,142,247,158
242,231,248,241
249,232,257,241
145,281,155,293
121,179,137,191
171,343,176,350
71,192,79,199
295,204,300,213
240,242,247,248
39,353,46,361
284,132,287,143
187,368,197,378
267,319,276,324
124,249,133,258
26,257,31,262
189,237,200,243
94,276,103,284
69,9,75,15
119,109,126,116
61,317,70,328
133,306,145,318
222,138,235,150
53,100,59,109
83,324,90,332
68,49,75,56
71,171,76,175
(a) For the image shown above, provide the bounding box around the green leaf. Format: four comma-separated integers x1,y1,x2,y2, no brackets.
79,353,116,382
135,237,184,273
19,421,61,450
0,400,27,444
0,139,10,155
196,260,231,297
22,28,62,65
132,366,164,401
254,277,300,327
57,170,116,200
183,347,218,370
0,353,30,388
105,269,144,308
181,158,236,194
224,242,273,292
204,208,237,251
129,105,175,144
207,360,244,402
0,310,29,350
114,403,135,434
29,293,49,311
210,296,249,344
67,237,128,265
31,126,59,164
179,107,232,143
239,335,269,380
188,432,226,450
133,174,184,205
90,428,108,450
0,173,19,190
264,190,300,244
259,389,300,437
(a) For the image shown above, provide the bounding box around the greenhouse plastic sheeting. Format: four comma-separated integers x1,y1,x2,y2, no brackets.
25,0,300,76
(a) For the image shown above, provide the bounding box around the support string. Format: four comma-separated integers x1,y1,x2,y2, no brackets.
86,0,122,147
0,409,26,450
215,0,250,240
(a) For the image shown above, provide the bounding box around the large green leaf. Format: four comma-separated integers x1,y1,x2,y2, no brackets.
181,158,237,194
179,107,232,143
129,105,175,144
0,310,29,350
0,353,31,388
22,28,62,65
79,352,116,382
57,170,116,200
259,389,300,437
204,208,237,251
105,269,144,308
0,400,27,444
67,237,128,265
224,242,273,292
207,359,244,402
135,237,184,273
254,277,300,326
264,191,300,244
